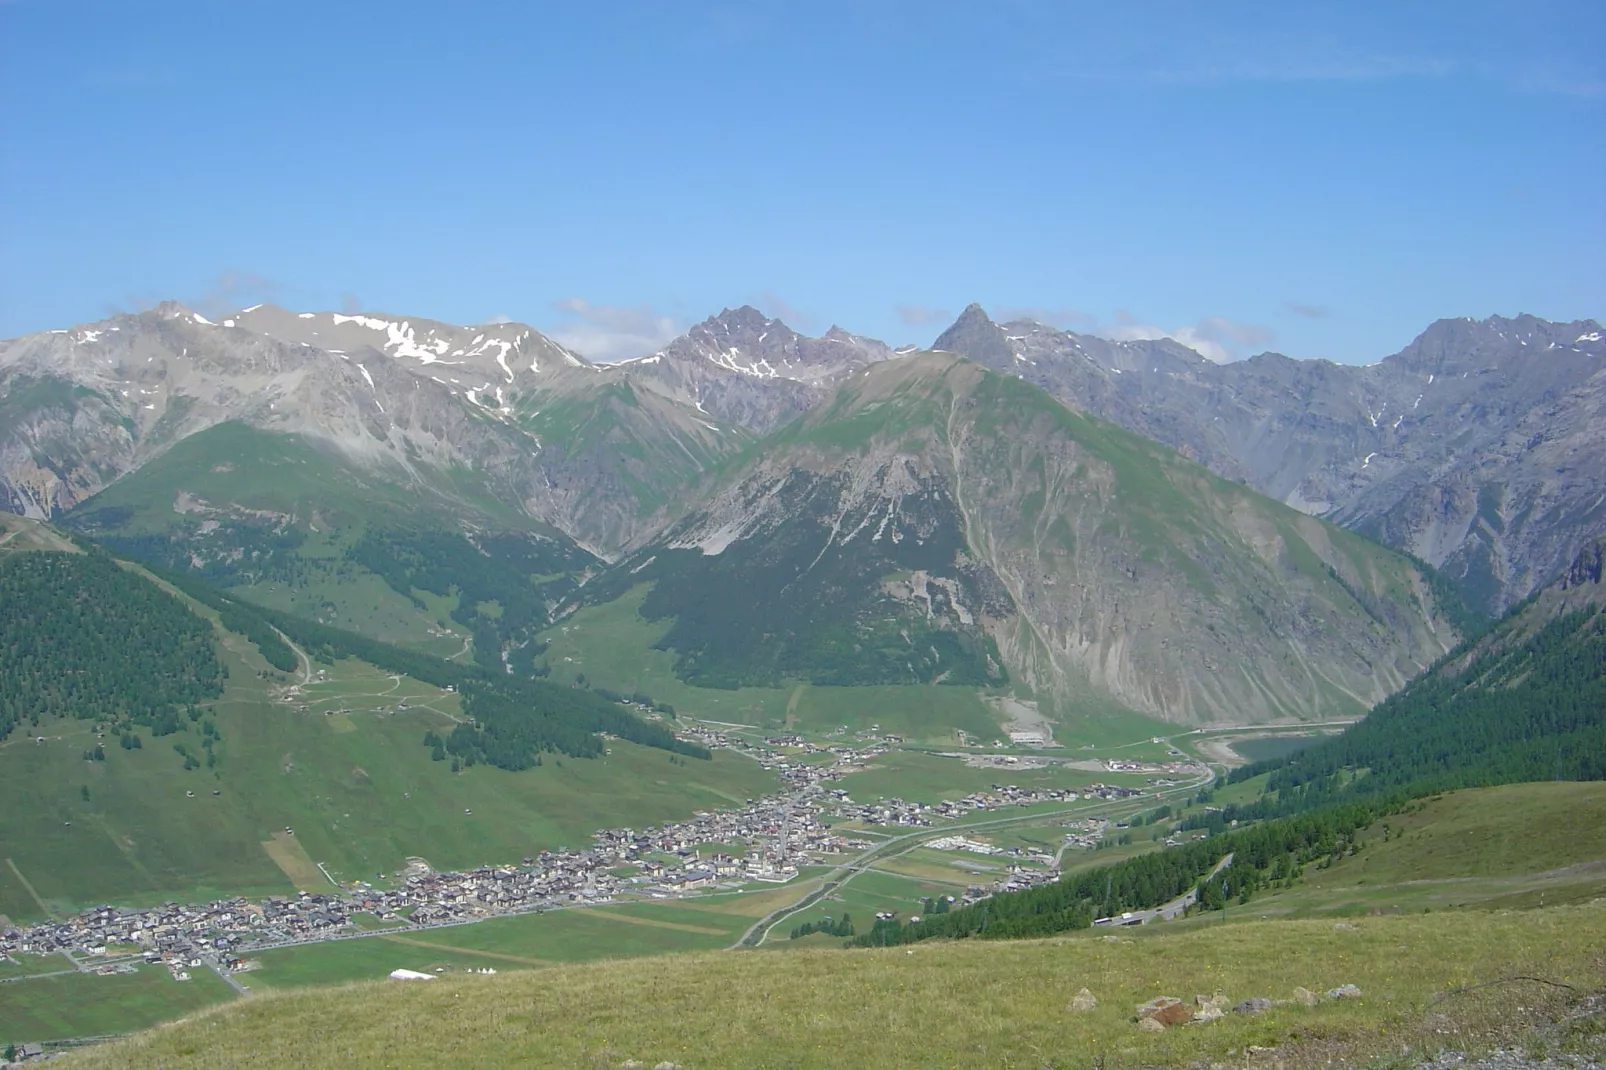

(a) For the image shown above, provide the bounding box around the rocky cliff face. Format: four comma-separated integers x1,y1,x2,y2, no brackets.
933,307,1606,613
589,355,1458,725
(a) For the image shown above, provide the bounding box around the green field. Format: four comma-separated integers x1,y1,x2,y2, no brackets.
834,749,1147,803
763,866,965,947
0,966,236,1044
66,906,1606,1069
541,585,1011,742
0,605,778,918
239,898,766,990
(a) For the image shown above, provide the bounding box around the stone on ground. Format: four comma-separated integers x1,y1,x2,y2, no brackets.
1136,996,1193,1027
1068,987,1098,1012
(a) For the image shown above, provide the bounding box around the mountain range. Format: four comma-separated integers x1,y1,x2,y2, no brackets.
1,299,1600,726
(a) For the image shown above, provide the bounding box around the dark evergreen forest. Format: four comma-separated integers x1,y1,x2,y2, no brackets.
849,802,1388,946
0,551,223,740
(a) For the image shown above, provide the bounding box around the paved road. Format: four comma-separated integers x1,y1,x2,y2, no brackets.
208,960,253,997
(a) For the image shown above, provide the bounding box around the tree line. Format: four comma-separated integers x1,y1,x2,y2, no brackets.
847,800,1392,947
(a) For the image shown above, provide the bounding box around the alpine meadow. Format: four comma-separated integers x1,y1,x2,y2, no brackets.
1,3,1603,1067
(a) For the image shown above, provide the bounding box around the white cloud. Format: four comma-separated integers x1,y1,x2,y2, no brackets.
997,306,1098,329
548,298,682,363
1100,316,1274,364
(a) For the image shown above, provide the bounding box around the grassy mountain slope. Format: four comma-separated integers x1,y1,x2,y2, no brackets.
586,354,1458,726
62,421,602,663
1241,781,1606,916
63,904,1606,1069
0,536,776,920
511,373,754,547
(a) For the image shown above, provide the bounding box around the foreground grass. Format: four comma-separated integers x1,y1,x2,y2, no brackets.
65,905,1606,1068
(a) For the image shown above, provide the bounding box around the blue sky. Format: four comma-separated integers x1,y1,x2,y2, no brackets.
2,1,1601,362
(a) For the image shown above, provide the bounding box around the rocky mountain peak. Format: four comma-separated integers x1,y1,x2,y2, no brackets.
1389,314,1604,377
932,304,1014,368
688,306,800,351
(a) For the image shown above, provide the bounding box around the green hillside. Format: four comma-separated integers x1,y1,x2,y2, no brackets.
64,421,602,665
513,376,754,523
0,537,778,919
0,550,222,741
1238,781,1606,916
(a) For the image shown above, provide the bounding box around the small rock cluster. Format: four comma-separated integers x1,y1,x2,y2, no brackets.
1113,985,1363,1030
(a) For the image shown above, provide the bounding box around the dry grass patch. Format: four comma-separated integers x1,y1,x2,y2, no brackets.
261,832,323,892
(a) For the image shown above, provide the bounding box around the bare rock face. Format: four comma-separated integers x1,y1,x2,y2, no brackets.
934,307,1606,615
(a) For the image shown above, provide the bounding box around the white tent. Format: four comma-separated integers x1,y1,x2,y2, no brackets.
388,968,437,981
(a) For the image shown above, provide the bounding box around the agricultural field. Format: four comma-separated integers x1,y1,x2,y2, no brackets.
236,896,778,991
833,748,1150,804
766,868,951,946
